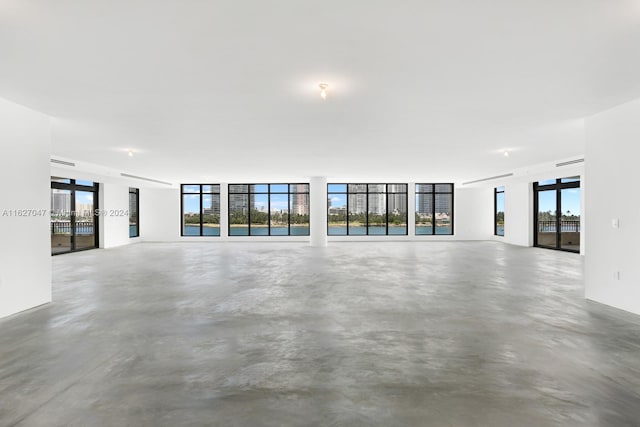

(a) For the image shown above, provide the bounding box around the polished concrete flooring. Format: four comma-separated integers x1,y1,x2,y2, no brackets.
1,242,640,426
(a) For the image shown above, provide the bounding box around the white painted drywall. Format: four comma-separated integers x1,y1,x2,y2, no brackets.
0,97,52,318
454,187,494,240
99,183,136,248
585,98,640,315
140,187,182,242
503,181,533,247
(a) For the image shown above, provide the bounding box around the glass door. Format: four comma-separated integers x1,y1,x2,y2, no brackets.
74,191,96,250
51,178,99,255
560,188,581,251
51,188,73,254
536,189,557,248
533,177,580,253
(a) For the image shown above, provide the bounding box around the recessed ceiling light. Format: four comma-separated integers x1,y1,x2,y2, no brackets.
504,151,510,157
319,83,328,100
128,150,134,157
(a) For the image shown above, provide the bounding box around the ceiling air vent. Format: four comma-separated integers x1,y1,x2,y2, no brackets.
120,173,172,186
462,173,514,186
50,158,76,167
556,158,584,167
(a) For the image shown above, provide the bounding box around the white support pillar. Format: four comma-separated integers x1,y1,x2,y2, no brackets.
310,176,328,247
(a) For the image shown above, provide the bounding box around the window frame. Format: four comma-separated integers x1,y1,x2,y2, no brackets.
494,186,504,237
415,183,454,236
180,184,221,237
533,177,580,253
326,183,408,236
129,187,140,238
51,177,100,255
227,183,310,237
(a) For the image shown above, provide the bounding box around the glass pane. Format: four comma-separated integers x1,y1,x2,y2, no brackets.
182,185,201,193
75,191,96,250
388,184,407,193
561,177,580,183
250,193,269,235
415,193,433,235
328,184,347,193
388,193,407,235
290,184,309,193
537,190,557,247
202,194,220,236
51,189,72,254
496,186,505,192
270,184,288,193
416,184,433,193
328,193,347,235
129,191,138,238
560,188,580,251
435,184,453,193
348,184,367,193
270,193,289,235
290,193,309,236
182,194,201,235
368,193,386,234
229,194,249,235
229,184,248,193
250,184,269,193
538,179,557,186
75,179,94,187
368,184,385,193
435,193,452,235
51,176,71,184
202,185,220,193
348,193,367,235
495,192,505,236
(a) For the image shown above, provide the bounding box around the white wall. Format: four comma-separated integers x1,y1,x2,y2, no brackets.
99,183,136,248
452,186,493,240
0,97,52,318
500,181,533,247
585,98,640,315
141,188,181,242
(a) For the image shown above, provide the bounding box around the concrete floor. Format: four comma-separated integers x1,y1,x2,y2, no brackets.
1,242,640,426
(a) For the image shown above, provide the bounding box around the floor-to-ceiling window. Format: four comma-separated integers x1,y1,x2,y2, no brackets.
534,177,580,253
51,177,99,255
129,187,139,238
181,184,221,236
415,183,454,235
228,184,310,236
495,186,505,236
327,184,408,235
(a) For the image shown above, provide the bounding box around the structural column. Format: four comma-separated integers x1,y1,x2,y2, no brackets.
309,176,328,247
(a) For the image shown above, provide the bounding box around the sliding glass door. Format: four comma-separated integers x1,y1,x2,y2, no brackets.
533,177,580,253
51,178,99,255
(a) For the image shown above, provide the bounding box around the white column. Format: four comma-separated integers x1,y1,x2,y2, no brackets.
219,182,229,240
310,176,328,247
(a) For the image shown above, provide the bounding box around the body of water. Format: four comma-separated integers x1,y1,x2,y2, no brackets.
183,224,454,236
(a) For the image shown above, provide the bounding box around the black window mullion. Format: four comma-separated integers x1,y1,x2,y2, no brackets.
267,185,271,236
385,184,389,235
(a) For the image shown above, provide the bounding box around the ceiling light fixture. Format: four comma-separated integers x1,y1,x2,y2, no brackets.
503,151,510,157
319,83,328,100
128,150,134,157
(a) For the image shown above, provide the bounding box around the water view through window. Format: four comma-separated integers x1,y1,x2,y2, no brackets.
327,184,408,235
415,184,453,235
51,178,99,254
228,184,310,236
181,185,221,236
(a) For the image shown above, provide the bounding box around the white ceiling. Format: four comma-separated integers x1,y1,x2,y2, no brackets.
1,0,639,184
